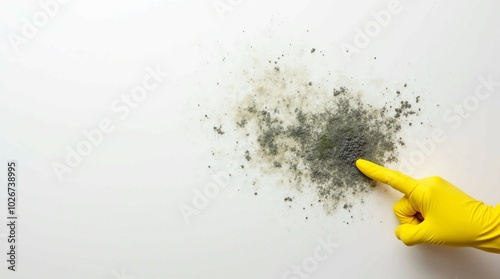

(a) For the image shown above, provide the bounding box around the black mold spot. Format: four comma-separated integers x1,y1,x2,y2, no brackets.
213,125,224,135
244,150,251,161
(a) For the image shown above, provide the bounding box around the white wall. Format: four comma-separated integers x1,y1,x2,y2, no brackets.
1,0,499,278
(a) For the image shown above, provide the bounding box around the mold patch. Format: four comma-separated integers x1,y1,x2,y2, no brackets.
202,43,421,213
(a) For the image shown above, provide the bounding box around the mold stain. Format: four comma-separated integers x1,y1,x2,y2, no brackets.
202,42,422,214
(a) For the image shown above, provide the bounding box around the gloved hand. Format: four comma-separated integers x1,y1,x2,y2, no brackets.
356,158,500,253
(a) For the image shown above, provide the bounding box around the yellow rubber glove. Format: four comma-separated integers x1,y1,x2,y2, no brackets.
356,158,500,253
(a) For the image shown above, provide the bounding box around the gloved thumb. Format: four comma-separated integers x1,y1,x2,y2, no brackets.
395,223,429,246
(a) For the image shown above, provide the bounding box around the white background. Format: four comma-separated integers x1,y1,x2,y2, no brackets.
1,0,500,278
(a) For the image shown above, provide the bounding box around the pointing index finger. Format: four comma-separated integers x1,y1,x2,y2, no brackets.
355,159,418,196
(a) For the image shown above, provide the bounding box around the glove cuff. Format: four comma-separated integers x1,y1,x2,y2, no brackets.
473,204,500,253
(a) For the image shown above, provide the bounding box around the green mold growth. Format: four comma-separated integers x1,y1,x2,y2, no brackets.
230,67,418,212
200,45,423,213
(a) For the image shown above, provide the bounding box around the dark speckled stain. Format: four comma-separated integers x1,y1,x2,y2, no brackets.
209,44,421,213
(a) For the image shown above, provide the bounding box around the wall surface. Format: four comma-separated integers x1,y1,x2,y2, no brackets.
1,1,500,279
